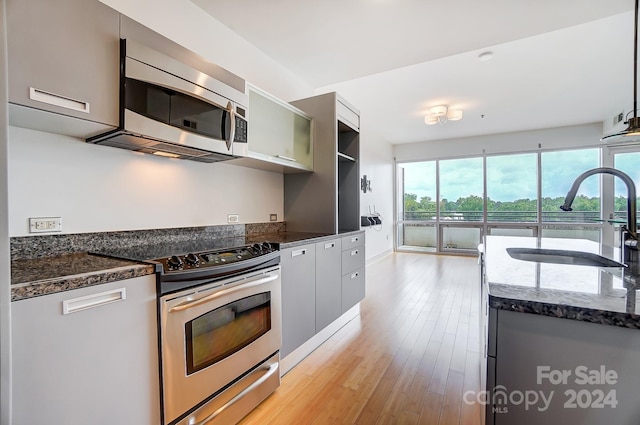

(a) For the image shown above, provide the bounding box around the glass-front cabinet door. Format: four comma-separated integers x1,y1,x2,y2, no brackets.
248,87,313,171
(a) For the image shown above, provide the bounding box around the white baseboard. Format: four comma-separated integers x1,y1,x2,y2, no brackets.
366,248,392,265
280,303,360,375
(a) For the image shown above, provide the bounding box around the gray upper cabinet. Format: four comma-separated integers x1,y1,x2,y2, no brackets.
315,237,342,331
287,92,361,233
7,0,120,136
235,86,313,173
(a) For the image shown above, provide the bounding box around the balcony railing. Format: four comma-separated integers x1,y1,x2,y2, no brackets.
402,210,603,223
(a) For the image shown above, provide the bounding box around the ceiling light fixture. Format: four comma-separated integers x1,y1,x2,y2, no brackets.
424,105,463,125
602,0,640,142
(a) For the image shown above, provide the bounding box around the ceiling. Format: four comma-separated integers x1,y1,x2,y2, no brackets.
193,0,636,144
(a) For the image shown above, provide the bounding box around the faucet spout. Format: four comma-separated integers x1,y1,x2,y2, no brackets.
560,167,637,237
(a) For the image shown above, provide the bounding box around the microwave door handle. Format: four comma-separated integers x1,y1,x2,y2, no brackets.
225,101,236,151
169,273,278,312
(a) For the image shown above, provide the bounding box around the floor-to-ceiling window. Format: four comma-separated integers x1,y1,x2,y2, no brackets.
397,147,608,253
438,157,484,251
398,161,437,251
540,148,601,242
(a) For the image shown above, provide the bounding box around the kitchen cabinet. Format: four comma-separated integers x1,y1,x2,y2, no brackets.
11,275,160,425
315,237,342,331
281,243,316,357
287,92,360,233
281,233,365,359
7,0,120,137
341,234,365,312
234,86,313,173
486,308,640,425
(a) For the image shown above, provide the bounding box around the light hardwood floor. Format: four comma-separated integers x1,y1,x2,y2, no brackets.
240,252,483,425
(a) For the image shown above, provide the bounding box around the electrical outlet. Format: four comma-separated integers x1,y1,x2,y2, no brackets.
227,214,239,224
614,112,625,125
29,217,62,233
269,214,277,222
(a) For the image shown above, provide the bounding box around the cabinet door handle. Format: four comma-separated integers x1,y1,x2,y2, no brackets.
292,248,307,257
324,242,335,249
276,154,296,162
351,272,359,279
351,249,359,256
62,288,126,315
351,236,359,243
29,87,90,113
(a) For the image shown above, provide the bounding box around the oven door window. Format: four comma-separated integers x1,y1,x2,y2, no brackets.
124,78,230,141
185,292,271,375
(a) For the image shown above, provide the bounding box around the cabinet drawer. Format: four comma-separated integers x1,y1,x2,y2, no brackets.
342,245,365,275
341,233,364,251
342,267,365,312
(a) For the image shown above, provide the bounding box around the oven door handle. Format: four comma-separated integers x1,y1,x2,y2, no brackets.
193,361,279,425
169,273,278,312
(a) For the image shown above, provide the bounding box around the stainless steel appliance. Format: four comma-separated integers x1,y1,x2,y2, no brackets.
87,39,248,163
155,242,281,425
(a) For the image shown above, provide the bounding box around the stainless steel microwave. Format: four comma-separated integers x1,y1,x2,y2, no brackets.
87,39,248,162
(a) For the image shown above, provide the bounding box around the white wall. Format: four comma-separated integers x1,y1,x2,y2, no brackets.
99,0,313,102
8,127,284,236
394,122,604,162
358,118,394,261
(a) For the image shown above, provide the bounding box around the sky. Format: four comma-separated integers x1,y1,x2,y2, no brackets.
400,149,640,202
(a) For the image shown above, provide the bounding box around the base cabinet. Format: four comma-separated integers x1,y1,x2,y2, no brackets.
315,238,342,331
487,308,640,425
281,233,365,359
281,243,316,357
341,234,365,312
11,275,160,425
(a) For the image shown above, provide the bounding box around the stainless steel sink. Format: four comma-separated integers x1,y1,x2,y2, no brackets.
506,247,626,268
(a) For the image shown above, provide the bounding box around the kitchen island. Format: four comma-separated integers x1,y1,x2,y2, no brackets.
480,235,640,425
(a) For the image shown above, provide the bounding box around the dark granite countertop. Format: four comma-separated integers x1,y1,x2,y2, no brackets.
482,235,640,329
251,230,363,248
10,228,364,301
10,253,156,302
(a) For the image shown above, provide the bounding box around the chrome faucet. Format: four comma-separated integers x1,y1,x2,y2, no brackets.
560,167,639,268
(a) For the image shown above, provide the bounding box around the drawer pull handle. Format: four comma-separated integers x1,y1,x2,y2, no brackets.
351,272,359,279
62,288,126,315
351,237,359,243
351,249,359,256
324,242,335,249
292,249,307,257
29,87,90,113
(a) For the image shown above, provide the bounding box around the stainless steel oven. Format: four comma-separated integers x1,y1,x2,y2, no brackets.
157,243,281,425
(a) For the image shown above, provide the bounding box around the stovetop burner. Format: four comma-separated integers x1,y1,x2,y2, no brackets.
155,242,277,273
96,238,280,295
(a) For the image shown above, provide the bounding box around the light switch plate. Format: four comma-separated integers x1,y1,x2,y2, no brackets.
29,217,62,233
227,214,239,223
269,214,277,222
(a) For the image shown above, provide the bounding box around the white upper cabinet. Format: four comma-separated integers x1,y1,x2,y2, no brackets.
7,0,120,137
232,86,313,173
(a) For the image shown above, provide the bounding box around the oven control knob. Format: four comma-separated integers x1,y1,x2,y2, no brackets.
184,253,200,266
167,255,183,269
